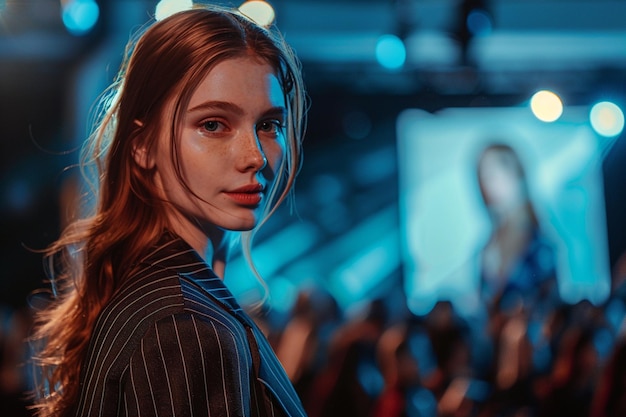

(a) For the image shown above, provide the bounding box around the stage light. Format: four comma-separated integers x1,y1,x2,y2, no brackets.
239,1,275,27
466,8,492,36
375,34,406,70
590,101,624,137
530,90,563,122
155,0,193,21
61,0,99,36
453,0,492,65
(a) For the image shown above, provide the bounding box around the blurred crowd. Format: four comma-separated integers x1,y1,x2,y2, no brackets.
1,262,625,417
262,260,626,417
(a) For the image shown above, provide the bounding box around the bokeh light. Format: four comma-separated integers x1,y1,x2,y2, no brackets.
155,0,193,21
4,179,33,213
375,34,406,70
467,9,492,36
239,0,275,27
530,90,563,122
590,101,625,137
61,0,99,36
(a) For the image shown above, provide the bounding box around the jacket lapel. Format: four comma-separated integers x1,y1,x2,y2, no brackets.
142,232,306,417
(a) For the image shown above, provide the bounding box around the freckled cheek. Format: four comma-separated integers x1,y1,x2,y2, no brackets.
177,139,226,183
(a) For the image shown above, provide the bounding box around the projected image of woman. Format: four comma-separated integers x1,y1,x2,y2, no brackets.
29,6,307,417
476,143,558,313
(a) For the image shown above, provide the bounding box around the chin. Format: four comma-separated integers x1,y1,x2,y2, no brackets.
216,209,264,232
224,219,259,232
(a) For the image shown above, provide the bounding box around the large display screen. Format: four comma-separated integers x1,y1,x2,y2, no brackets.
397,106,611,316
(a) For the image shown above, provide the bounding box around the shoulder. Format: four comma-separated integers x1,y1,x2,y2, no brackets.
94,263,186,340
76,263,187,408
80,264,246,373
82,263,187,374
87,261,249,362
91,232,215,343
133,311,251,367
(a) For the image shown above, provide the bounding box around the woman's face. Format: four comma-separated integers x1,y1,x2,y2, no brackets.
479,149,525,212
145,55,286,248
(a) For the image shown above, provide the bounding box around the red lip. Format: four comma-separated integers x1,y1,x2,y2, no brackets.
224,184,264,206
229,183,265,193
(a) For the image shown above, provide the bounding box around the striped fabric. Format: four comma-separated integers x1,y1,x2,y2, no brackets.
73,232,307,417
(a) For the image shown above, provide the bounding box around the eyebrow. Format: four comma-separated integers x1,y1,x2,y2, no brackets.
187,100,286,119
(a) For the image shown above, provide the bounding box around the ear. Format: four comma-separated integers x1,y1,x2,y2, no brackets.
132,143,154,170
131,120,155,170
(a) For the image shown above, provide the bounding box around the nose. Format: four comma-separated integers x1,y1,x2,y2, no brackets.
238,130,267,172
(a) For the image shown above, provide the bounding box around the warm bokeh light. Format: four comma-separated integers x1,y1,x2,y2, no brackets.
155,0,193,21
238,1,275,28
61,0,99,36
375,34,406,70
530,90,563,122
590,101,625,137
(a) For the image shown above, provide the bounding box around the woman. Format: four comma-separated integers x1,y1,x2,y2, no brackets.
30,5,307,417
476,143,557,311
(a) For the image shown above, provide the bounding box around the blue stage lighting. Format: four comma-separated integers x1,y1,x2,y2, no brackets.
375,34,406,70
62,0,99,36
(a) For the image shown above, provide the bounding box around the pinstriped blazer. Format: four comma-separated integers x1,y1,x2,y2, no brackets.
73,232,307,417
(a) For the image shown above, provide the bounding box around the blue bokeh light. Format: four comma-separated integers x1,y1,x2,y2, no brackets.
62,0,100,36
466,9,492,36
375,34,406,70
5,179,33,213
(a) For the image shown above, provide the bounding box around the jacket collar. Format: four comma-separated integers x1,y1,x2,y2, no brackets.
140,231,252,325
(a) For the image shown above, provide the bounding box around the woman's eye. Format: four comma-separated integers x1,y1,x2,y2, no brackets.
258,120,283,135
202,120,221,132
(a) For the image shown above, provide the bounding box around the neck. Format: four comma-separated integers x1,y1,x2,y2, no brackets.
201,228,228,279
168,220,228,278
